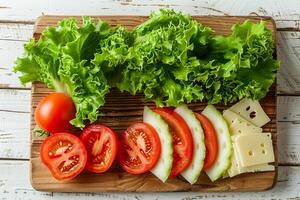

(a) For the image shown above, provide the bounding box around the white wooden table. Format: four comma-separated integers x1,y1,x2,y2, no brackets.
1,0,300,199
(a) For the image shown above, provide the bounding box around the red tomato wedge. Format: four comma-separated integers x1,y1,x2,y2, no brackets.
195,112,218,170
40,133,87,181
35,93,76,134
119,122,161,174
153,108,193,177
80,124,118,173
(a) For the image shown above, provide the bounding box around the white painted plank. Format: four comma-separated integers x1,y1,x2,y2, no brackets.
0,89,30,112
0,0,299,29
278,122,300,165
0,111,30,159
0,22,33,89
0,90,30,159
277,32,300,94
0,160,298,199
273,96,300,164
278,96,300,121
0,22,33,41
0,89,299,164
0,40,30,89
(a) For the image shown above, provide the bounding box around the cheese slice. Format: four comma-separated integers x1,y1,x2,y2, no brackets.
223,110,258,129
230,118,262,136
228,142,274,177
228,98,270,127
232,132,274,167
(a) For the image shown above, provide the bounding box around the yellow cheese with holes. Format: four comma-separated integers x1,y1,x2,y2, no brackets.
230,118,262,135
228,98,270,127
232,132,274,167
228,142,274,177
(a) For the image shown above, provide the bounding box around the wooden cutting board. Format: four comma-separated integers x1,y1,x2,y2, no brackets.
30,15,277,192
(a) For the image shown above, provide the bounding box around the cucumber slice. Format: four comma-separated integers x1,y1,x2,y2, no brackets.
143,106,173,182
202,105,232,182
175,105,206,184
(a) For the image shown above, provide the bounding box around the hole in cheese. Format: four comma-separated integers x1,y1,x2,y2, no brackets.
262,150,266,154
249,111,256,119
248,151,253,156
246,106,250,111
261,143,264,147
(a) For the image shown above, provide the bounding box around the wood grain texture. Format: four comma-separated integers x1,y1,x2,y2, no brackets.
33,15,276,37
29,16,277,192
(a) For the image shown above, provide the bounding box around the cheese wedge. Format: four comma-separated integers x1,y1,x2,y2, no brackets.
228,142,274,177
230,118,262,136
232,132,274,167
228,98,270,127
223,110,258,128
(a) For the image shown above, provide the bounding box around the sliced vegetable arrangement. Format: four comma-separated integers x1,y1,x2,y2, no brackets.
37,95,275,182
14,9,279,129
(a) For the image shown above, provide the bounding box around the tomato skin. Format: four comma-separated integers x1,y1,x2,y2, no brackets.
35,93,76,134
80,124,118,173
194,112,218,170
153,108,193,177
119,122,161,174
40,132,87,181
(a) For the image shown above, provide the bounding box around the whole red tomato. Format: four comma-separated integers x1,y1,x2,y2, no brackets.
35,93,76,133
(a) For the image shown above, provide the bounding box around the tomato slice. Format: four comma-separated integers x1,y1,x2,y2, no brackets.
80,124,118,173
119,122,161,174
153,108,193,177
40,133,87,181
195,112,218,170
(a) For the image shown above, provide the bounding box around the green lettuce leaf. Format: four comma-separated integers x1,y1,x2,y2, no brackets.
14,10,279,129
14,17,111,128
115,9,213,106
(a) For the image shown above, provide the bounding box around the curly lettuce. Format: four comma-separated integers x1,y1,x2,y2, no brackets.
204,20,279,103
14,17,111,128
14,9,279,129
111,9,213,106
